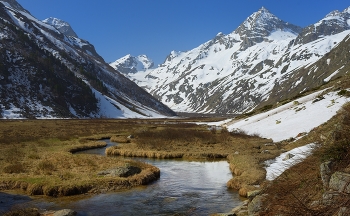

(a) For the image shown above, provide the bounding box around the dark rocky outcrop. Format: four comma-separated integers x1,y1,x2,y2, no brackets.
97,165,141,177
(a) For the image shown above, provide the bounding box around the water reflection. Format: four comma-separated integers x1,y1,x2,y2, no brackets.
55,159,239,216
2,139,241,215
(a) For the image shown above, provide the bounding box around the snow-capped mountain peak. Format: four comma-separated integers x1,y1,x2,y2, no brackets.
236,6,289,32
234,7,302,50
325,10,341,18
110,54,154,74
246,6,277,28
345,6,350,14
216,32,224,37
137,54,154,69
42,17,78,37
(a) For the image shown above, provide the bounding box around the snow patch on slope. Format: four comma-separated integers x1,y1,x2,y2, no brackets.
227,89,349,142
324,66,344,82
268,29,297,40
264,143,316,180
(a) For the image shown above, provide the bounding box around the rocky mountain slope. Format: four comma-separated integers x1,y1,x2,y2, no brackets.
112,7,350,114
0,0,176,118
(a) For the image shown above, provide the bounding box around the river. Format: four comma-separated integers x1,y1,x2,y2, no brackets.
1,139,242,215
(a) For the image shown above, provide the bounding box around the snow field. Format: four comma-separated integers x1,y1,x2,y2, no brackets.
222,89,349,180
227,89,349,142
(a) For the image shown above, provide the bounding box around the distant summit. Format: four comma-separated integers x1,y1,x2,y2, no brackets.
42,17,78,37
234,6,302,50
294,6,350,44
110,54,155,74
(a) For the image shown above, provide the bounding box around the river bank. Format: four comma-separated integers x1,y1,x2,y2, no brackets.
0,119,285,215
105,126,286,197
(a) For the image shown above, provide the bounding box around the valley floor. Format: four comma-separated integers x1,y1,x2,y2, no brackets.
1,85,350,215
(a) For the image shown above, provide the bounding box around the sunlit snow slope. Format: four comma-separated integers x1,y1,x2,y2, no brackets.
227,89,349,142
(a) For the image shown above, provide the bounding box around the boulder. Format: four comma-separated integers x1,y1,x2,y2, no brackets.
231,200,249,216
248,195,265,215
98,165,141,177
334,207,350,216
320,161,333,189
329,171,350,193
322,191,342,205
282,153,295,161
247,190,261,199
53,209,77,216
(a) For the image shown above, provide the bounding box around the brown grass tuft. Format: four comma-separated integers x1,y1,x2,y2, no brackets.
3,163,25,174
2,208,40,216
37,160,55,174
110,135,130,143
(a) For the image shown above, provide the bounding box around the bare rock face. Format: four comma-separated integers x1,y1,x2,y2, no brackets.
248,195,266,215
320,161,333,189
294,7,350,45
329,171,350,193
234,7,302,50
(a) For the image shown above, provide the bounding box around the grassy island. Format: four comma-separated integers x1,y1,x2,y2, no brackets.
0,119,161,196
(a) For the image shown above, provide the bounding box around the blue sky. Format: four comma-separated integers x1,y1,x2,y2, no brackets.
17,0,350,65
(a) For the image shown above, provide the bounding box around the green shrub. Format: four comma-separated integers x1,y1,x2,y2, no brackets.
312,95,325,103
322,140,350,162
37,160,55,173
338,89,350,97
260,104,273,112
28,153,40,159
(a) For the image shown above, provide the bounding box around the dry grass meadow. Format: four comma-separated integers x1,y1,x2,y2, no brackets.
0,119,162,197
0,118,286,198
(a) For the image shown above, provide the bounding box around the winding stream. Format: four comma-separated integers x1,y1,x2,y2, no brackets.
1,139,242,215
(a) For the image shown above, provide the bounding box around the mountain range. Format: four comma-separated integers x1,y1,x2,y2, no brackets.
0,0,176,118
1,0,350,119
111,6,350,114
